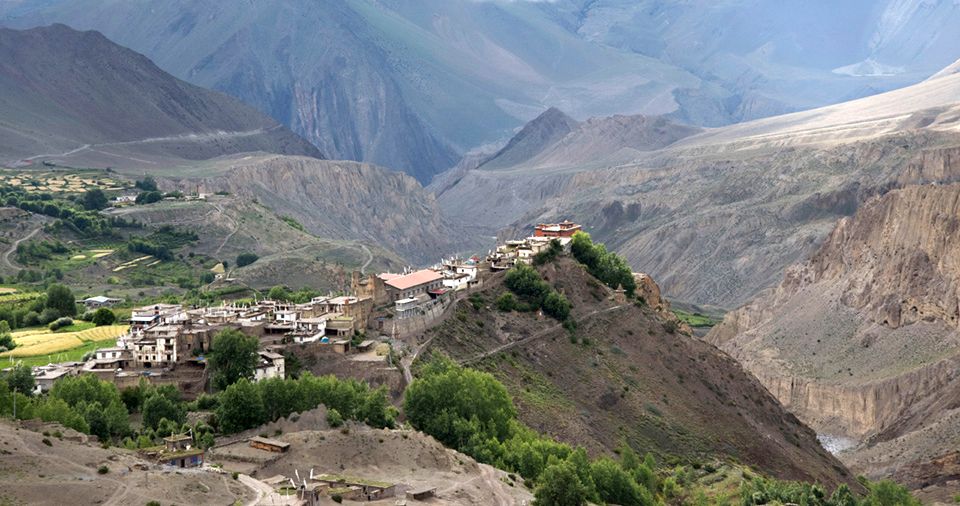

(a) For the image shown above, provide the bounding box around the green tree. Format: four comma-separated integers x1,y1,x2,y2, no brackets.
45,284,76,317
4,363,34,394
542,291,571,320
135,176,158,192
496,292,517,312
267,285,290,301
404,357,516,449
91,308,117,326
235,252,259,267
82,189,109,211
534,461,589,506
208,329,259,390
863,480,921,506
590,457,653,506
216,378,265,433
142,392,184,430
0,321,15,351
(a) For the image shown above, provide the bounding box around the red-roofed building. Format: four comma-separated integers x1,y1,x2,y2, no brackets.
383,269,444,301
534,220,582,238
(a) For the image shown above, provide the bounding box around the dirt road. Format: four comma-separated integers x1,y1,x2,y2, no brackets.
2,226,41,271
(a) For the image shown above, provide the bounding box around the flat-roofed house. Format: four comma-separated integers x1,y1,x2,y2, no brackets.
254,351,285,381
383,269,444,301
83,295,122,309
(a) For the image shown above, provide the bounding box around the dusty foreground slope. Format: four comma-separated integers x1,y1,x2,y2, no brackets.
0,24,320,168
0,420,253,505
708,184,960,497
421,258,857,490
436,67,960,307
207,407,532,505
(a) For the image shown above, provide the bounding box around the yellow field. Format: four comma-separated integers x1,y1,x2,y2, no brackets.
0,325,129,358
0,287,16,294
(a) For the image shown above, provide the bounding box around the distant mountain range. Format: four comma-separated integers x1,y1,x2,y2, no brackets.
4,0,960,181
435,60,960,307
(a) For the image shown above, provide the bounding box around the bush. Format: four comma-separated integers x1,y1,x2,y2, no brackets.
91,308,117,326
48,317,73,331
496,292,518,312
326,408,344,428
331,494,343,504
235,252,259,268
42,438,52,446
97,465,109,474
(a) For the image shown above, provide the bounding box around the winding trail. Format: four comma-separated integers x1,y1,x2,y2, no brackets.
359,244,374,274
460,304,625,366
2,226,41,271
211,201,239,257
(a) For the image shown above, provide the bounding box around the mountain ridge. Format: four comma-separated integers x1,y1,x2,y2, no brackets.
0,23,321,167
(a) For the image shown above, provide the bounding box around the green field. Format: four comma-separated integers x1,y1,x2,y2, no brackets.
672,309,723,328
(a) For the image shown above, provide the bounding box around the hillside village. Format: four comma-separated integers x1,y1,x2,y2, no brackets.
12,221,592,398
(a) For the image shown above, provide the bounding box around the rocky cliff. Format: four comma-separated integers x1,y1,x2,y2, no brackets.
707,183,960,490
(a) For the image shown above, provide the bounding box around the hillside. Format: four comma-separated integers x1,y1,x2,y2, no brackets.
707,184,960,497
435,65,960,307
0,24,320,168
0,420,254,505
417,257,857,490
152,154,454,264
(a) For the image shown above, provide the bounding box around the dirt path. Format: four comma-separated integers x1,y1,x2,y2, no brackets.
360,244,373,274
12,126,282,165
2,226,41,271
460,304,625,366
212,201,239,257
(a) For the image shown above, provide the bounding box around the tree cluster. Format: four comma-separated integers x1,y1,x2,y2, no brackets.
570,232,636,296
503,264,571,320
404,357,657,506
216,374,396,434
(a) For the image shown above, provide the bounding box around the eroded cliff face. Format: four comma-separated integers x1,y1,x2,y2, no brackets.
707,183,960,487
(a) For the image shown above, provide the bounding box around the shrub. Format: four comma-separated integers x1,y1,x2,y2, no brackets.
42,438,52,446
496,292,518,312
326,408,344,428
235,252,259,268
331,494,343,503
48,317,74,331
97,465,109,474
91,308,117,326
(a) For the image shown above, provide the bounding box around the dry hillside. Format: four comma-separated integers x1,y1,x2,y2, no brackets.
418,257,858,491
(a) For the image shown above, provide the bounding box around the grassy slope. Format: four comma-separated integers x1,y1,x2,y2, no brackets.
422,257,858,490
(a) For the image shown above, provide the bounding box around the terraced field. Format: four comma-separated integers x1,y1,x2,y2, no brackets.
0,324,128,358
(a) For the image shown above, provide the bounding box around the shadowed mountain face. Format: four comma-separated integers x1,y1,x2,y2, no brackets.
4,1,958,181
0,24,321,167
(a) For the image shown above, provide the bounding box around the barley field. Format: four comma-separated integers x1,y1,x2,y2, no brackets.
0,325,128,358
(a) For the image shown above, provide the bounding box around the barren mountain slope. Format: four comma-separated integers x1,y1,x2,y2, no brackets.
156,154,453,264
420,258,858,490
0,24,320,168
436,68,960,307
707,184,960,494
